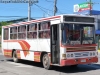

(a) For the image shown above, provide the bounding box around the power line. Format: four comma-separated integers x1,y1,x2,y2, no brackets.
34,4,51,16
0,16,27,17
33,4,65,16
45,0,53,2
57,9,63,14
33,4,53,12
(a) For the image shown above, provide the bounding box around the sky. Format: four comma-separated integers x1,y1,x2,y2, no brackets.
0,0,100,21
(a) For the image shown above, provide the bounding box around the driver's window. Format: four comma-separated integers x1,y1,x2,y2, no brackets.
83,26,94,44
83,27,93,37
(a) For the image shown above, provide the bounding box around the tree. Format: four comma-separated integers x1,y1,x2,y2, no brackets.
0,21,13,35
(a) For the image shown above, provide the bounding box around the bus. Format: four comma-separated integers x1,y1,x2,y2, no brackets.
1,14,98,69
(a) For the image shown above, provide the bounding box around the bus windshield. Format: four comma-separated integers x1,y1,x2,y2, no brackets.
62,23,95,45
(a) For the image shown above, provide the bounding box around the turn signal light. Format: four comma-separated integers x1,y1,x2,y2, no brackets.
62,54,66,59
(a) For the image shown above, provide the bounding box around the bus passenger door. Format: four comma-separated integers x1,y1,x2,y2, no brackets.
50,25,60,64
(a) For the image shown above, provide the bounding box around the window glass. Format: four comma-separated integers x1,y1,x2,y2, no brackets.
62,23,95,45
4,28,9,40
10,27,17,39
38,22,50,39
27,24,37,39
18,25,26,39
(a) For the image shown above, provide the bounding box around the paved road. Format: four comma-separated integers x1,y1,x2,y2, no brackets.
0,52,100,75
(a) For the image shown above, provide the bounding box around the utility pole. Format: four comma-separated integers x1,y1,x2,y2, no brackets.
89,0,92,15
86,0,100,15
28,0,38,21
53,0,57,16
28,0,31,21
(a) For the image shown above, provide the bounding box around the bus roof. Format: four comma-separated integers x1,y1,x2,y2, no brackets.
2,14,95,28
2,15,61,28
62,14,95,18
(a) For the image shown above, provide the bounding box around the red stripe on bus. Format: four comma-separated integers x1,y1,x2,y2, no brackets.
4,40,23,42
4,49,12,52
34,52,41,55
3,49,21,59
17,50,20,53
34,52,41,62
4,49,12,58
31,16,61,22
60,44,97,48
41,16,61,21
16,50,21,59
60,57,98,66
3,16,61,28
66,50,96,52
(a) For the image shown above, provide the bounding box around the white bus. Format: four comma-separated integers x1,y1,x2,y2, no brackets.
1,14,98,69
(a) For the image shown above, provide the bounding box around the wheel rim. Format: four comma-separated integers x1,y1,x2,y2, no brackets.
43,55,49,68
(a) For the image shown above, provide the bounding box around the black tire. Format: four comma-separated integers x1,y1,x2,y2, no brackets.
42,54,51,70
12,51,19,63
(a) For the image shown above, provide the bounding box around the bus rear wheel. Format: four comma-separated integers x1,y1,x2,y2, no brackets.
12,51,19,63
42,54,51,70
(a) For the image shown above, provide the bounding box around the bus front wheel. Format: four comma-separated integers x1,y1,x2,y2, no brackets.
42,54,51,70
12,51,19,63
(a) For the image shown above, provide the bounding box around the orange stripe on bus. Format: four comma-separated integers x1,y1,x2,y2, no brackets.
3,40,30,57
4,49,21,59
18,41,30,57
34,52,41,62
4,40,23,42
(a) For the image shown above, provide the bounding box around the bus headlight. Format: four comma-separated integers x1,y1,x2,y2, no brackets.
71,54,74,57
90,52,92,56
93,52,95,56
67,53,74,58
67,54,70,57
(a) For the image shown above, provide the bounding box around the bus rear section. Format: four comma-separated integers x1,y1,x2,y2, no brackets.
60,16,98,66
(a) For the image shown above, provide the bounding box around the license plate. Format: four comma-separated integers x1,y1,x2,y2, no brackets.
81,59,86,62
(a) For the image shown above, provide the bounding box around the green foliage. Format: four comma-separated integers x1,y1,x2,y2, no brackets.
0,21,13,35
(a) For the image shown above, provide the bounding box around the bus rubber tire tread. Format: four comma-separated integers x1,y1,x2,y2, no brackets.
42,54,52,70
13,51,19,63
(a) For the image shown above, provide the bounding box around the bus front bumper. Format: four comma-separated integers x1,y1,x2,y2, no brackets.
60,57,98,66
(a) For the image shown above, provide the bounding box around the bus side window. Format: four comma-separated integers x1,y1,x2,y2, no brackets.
27,24,37,39
38,22,50,39
10,27,17,40
18,25,26,39
4,28,9,40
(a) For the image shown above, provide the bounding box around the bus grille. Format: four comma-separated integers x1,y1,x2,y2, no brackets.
74,52,89,57
67,46,96,52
